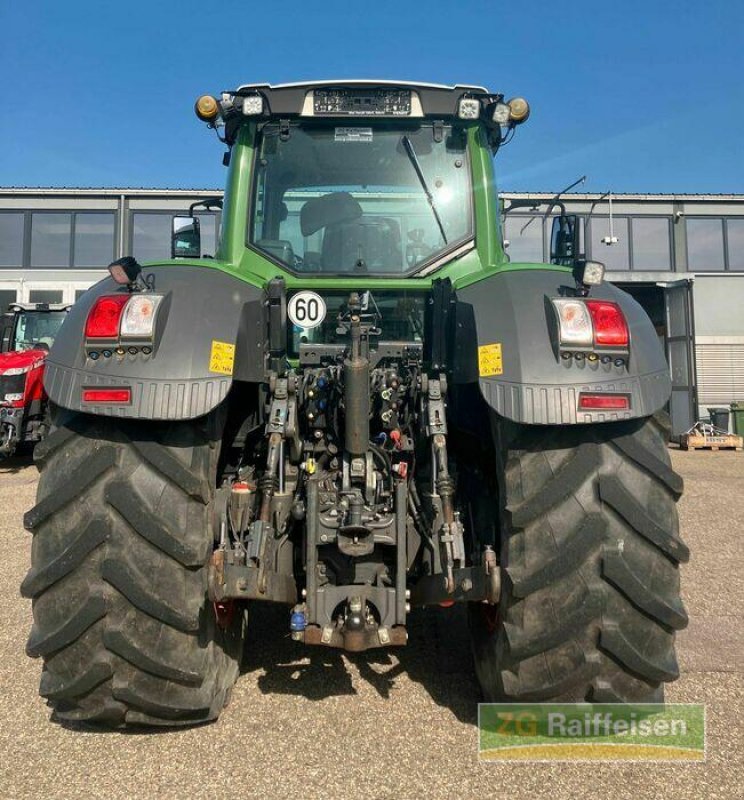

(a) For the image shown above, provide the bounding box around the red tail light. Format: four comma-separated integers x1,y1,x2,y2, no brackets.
85,295,129,339
82,388,131,404
585,301,629,347
578,392,630,410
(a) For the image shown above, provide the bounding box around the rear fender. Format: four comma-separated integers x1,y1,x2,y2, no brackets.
456,269,670,425
44,266,266,420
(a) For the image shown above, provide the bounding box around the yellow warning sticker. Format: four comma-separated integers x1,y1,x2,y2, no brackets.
478,343,503,377
209,340,235,375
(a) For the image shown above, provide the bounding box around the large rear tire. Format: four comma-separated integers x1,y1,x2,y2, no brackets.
22,406,245,727
469,413,688,703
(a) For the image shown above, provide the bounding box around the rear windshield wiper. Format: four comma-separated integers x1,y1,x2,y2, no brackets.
401,135,448,245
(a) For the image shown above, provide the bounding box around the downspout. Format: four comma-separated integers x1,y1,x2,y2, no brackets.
118,193,126,258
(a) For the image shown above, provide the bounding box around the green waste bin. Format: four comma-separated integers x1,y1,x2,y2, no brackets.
730,402,744,435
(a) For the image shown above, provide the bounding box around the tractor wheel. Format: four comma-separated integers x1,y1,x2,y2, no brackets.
22,405,245,727
469,413,688,703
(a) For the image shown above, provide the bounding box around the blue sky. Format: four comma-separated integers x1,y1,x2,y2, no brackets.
1,1,741,194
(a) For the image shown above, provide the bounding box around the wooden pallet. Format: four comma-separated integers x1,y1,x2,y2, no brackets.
680,432,743,451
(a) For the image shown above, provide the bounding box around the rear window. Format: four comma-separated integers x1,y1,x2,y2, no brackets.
250,123,472,275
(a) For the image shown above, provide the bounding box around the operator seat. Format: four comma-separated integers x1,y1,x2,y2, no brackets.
300,192,363,237
321,217,402,272
299,192,402,271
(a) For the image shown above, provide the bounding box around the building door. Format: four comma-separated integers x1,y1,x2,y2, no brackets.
618,280,697,437
660,279,697,435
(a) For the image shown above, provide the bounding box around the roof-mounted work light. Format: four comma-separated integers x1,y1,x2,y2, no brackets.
491,102,511,125
457,98,481,119
242,95,264,116
490,96,530,127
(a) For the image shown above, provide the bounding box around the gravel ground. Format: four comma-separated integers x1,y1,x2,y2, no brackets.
1,448,742,800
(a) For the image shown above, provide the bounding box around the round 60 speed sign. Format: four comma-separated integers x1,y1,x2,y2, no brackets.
288,291,327,329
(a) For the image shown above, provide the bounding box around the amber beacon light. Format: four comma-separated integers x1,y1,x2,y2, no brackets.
194,94,220,122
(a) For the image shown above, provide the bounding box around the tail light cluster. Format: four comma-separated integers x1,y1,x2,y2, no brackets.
552,298,632,414
552,298,630,360
82,293,162,406
84,293,163,356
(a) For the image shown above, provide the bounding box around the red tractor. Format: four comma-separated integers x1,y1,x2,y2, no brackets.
0,303,70,458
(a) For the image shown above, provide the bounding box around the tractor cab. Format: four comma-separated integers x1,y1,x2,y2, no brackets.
178,82,529,280
1,303,70,354
0,303,70,457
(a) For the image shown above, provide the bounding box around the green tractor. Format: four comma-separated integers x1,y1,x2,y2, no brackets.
23,81,688,727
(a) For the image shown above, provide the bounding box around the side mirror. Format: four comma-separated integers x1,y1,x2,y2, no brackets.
0,313,14,353
550,214,579,266
172,215,201,259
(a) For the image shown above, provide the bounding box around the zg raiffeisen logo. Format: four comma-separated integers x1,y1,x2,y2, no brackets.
478,704,705,761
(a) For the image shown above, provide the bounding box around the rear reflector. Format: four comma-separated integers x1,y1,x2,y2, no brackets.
82,388,131,404
578,392,630,410
585,300,629,347
85,295,129,339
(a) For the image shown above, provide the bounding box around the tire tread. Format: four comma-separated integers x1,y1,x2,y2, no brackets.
23,409,243,727
470,415,687,704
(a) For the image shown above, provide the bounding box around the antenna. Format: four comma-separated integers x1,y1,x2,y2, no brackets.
541,175,587,219
503,175,587,237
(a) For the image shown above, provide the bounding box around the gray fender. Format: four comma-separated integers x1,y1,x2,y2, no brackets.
457,269,671,425
44,266,265,420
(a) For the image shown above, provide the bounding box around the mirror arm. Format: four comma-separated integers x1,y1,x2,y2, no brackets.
189,197,223,215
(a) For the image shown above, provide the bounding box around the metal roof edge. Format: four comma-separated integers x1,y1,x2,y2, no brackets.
2,187,744,201
0,187,223,195
502,192,744,202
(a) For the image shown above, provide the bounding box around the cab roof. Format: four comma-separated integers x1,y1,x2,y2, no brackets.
237,79,489,93
226,79,495,121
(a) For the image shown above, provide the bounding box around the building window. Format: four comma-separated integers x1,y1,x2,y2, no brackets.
0,213,25,267
726,219,744,271
74,289,89,302
589,217,629,270
631,217,672,269
132,213,171,263
28,289,64,304
74,213,115,266
686,218,725,271
504,215,543,262
0,289,17,313
30,213,72,267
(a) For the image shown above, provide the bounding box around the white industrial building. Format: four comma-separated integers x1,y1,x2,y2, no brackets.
2,187,743,434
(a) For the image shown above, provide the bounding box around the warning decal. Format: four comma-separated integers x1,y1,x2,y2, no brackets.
478,343,503,377
335,127,373,143
209,340,235,376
